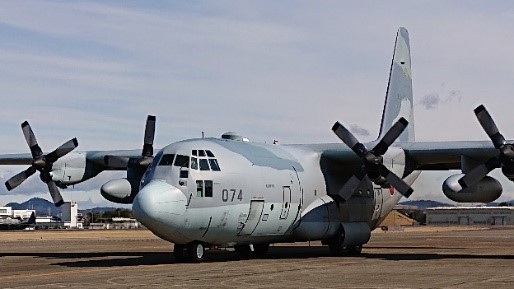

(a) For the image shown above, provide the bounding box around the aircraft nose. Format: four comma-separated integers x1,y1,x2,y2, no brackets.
132,180,187,229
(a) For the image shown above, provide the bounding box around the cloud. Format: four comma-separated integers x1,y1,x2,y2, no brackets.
419,83,462,110
419,93,440,110
350,124,370,137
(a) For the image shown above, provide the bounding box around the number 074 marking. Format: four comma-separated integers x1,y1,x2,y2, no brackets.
221,189,243,202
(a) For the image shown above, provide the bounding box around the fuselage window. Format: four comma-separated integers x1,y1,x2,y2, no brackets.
196,180,203,197
159,154,175,166
205,180,213,197
199,150,206,157
206,150,215,157
199,158,210,171
191,157,198,170
196,180,213,198
209,159,221,171
174,155,189,168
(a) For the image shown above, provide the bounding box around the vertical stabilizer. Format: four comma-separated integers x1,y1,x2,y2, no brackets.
379,27,414,142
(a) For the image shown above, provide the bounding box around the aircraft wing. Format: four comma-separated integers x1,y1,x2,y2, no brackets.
85,149,146,170
308,141,498,171
305,140,500,172
401,140,499,171
0,150,145,170
0,153,34,165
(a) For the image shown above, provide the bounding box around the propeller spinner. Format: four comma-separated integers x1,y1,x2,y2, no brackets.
332,117,413,201
5,121,78,207
459,105,514,189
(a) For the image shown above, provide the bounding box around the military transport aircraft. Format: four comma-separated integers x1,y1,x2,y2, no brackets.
0,212,35,230
1,27,513,262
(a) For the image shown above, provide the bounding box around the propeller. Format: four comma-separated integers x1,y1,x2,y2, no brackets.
332,117,414,201
459,105,514,189
5,121,78,207
104,115,156,169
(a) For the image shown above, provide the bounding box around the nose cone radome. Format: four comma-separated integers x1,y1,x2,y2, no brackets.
132,181,187,231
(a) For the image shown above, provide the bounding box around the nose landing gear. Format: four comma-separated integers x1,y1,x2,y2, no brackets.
173,241,205,263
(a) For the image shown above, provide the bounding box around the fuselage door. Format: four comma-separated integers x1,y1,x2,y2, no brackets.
238,200,265,236
280,186,292,219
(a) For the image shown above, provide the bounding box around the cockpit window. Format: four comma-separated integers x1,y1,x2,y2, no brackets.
190,150,221,172
191,157,198,170
199,159,210,171
209,159,221,171
174,155,189,167
159,154,175,166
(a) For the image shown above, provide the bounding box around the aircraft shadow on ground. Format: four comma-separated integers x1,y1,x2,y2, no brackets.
2,246,514,267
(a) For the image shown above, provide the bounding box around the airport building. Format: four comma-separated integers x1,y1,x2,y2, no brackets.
0,207,36,220
61,201,81,229
426,207,514,226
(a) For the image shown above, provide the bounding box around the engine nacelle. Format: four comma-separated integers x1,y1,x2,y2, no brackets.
442,174,502,203
293,196,340,241
101,179,136,204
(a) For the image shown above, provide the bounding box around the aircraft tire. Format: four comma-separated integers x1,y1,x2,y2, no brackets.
234,244,252,259
328,242,349,256
186,242,205,263
173,244,186,263
348,245,363,256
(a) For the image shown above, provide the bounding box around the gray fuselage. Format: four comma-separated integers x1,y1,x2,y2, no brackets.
132,137,418,246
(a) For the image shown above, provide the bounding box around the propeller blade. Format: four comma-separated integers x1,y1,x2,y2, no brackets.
45,138,79,163
458,157,500,189
47,181,64,207
332,122,367,157
377,164,414,197
21,121,43,159
372,117,408,155
5,166,37,191
475,105,505,149
142,115,156,158
337,167,367,201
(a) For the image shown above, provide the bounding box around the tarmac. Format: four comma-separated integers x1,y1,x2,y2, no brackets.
1,226,514,289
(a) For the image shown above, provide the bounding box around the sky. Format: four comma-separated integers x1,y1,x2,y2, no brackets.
1,1,514,208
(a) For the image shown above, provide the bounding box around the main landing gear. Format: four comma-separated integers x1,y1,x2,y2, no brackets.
174,241,205,263
326,235,364,257
328,241,363,256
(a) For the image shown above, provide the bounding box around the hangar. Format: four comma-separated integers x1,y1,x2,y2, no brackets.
426,207,514,226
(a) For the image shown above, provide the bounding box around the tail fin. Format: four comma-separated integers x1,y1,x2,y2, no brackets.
379,27,415,142
22,212,36,224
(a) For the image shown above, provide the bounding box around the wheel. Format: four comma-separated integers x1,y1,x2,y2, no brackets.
328,241,349,256
173,244,186,263
186,242,205,263
234,244,252,259
348,245,363,256
253,243,270,257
